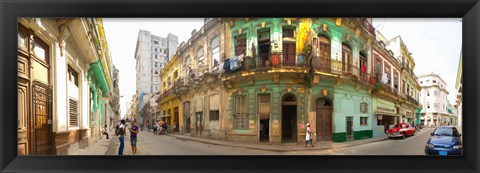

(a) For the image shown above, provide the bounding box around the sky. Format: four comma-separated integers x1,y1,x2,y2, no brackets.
103,18,462,118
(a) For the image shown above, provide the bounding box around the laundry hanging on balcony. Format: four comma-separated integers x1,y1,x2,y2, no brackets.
230,56,239,71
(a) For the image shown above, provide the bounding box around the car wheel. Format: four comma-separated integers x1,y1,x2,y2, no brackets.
402,133,406,139
412,132,415,136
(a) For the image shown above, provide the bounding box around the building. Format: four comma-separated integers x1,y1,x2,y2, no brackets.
385,35,422,125
17,18,112,155
158,53,181,133
370,31,403,137
418,73,450,127
455,50,462,128
134,30,178,95
155,18,424,145
108,65,121,128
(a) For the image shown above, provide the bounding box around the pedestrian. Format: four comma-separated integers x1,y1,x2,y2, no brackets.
153,123,157,135
305,123,314,147
117,119,126,155
129,120,139,155
102,124,109,139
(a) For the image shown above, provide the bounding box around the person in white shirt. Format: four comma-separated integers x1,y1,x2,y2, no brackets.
305,123,314,147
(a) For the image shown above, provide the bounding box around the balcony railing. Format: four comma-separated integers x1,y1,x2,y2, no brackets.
158,87,175,102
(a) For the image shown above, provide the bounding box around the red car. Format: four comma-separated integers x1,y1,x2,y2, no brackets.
386,123,416,139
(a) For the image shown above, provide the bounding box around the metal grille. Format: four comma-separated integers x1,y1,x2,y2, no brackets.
346,117,354,140
69,98,78,127
234,95,248,129
32,81,52,155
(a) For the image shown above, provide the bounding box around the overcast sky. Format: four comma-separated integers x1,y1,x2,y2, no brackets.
103,18,462,118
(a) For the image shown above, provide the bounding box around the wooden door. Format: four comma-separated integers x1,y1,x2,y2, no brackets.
196,112,203,135
283,43,296,66
174,107,179,132
316,99,333,141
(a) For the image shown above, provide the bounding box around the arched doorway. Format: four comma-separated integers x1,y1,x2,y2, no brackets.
282,94,297,143
316,98,333,141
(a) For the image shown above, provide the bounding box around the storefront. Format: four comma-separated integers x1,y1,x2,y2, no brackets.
372,98,398,137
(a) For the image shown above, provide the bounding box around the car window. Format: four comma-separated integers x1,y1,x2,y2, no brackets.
401,124,407,128
433,128,453,136
452,128,460,137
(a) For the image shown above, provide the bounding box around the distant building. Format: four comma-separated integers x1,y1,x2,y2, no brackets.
418,73,450,127
134,30,178,95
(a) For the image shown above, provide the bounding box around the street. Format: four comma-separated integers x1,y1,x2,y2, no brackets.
107,128,437,155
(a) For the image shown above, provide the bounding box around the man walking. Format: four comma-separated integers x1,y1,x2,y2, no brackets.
117,119,126,155
129,120,139,155
305,123,314,147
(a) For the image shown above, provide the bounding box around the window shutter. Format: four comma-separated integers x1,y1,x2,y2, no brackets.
69,98,78,127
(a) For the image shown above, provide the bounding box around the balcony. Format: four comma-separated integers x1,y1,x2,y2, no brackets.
406,94,420,106
158,87,175,102
174,78,189,95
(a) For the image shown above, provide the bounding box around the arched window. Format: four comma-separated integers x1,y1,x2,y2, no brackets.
211,36,220,71
197,47,204,70
342,44,352,73
185,55,191,67
360,102,368,114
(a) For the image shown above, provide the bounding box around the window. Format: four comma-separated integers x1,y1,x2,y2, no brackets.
420,81,423,84
434,90,437,96
319,36,330,61
69,98,78,127
33,38,48,62
342,44,353,73
154,41,159,44
360,102,368,114
384,64,391,85
433,80,436,83
155,55,157,59
426,80,430,83
197,47,204,70
209,110,219,121
360,117,368,126
185,55,191,66
68,66,78,86
427,102,430,108
375,56,382,78
234,95,248,129
235,36,246,56
211,36,220,70
393,72,399,90
427,90,430,96
89,89,94,111
282,27,295,38
434,103,438,108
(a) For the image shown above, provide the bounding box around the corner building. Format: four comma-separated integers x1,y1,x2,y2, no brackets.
222,18,377,143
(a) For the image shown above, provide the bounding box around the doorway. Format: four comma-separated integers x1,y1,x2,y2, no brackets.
346,117,354,141
173,107,179,132
258,94,271,142
196,112,203,136
184,101,191,133
257,28,270,68
33,81,53,155
281,94,297,143
316,98,333,141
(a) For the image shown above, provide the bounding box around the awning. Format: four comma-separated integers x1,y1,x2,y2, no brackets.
373,98,397,116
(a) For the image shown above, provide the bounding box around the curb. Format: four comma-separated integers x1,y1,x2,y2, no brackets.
165,133,388,152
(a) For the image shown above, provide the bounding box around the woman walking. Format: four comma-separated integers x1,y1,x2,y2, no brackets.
305,123,314,147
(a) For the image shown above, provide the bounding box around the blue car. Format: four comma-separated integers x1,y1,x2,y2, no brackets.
425,126,462,156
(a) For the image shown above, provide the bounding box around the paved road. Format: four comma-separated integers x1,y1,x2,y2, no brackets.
308,128,435,155
111,127,436,155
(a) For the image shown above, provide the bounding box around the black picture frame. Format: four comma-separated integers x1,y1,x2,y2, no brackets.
1,0,479,172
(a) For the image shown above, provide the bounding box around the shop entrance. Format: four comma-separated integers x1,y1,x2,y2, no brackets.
316,98,333,141
282,94,297,143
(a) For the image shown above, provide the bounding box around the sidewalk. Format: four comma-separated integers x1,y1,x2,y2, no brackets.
165,133,388,152
71,130,115,155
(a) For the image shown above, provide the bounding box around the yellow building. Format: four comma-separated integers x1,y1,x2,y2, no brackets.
158,53,182,132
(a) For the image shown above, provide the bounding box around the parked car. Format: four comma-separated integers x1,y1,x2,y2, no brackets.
425,126,462,156
386,123,416,139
